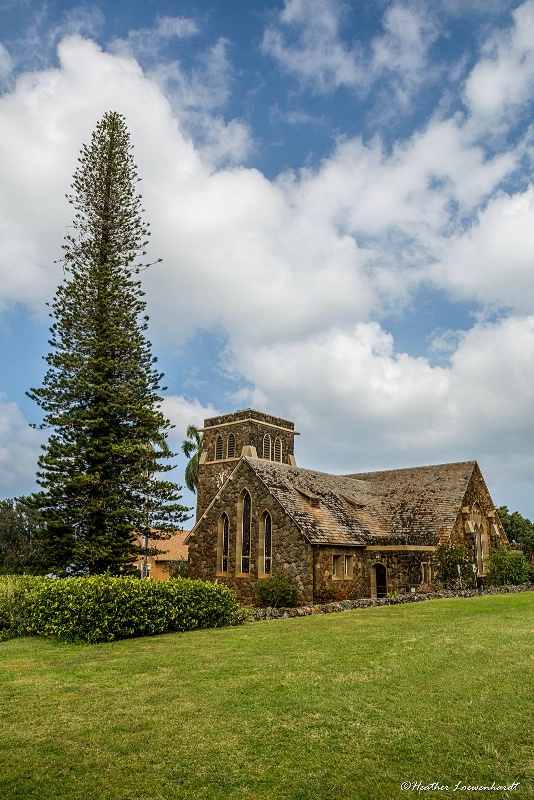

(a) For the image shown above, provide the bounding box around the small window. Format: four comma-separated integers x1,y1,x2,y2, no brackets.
264,512,272,574
332,554,343,579
227,433,236,459
215,435,223,460
421,562,432,584
273,437,282,462
262,434,271,460
145,563,151,579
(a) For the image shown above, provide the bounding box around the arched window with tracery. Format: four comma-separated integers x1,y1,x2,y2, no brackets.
273,437,282,462
264,512,272,574
215,435,223,460
227,433,236,459
262,433,271,460
241,490,251,573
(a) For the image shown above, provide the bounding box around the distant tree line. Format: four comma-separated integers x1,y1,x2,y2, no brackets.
497,506,534,562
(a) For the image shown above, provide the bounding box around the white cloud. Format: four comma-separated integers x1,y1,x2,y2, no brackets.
227,315,534,474
0,396,44,496
262,0,364,92
262,0,441,109
0,18,533,513
464,0,534,130
160,395,218,447
431,188,534,311
109,15,199,61
369,2,441,110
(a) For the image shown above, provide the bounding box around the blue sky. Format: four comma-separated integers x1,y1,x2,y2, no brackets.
1,0,533,519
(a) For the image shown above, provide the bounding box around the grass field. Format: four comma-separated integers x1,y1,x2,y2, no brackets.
1,593,532,800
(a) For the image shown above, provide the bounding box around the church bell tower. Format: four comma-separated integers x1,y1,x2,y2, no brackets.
195,408,298,520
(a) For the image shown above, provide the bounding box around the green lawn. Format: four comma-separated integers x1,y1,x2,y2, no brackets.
1,594,532,800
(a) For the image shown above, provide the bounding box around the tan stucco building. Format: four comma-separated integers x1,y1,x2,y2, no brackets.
134,530,189,580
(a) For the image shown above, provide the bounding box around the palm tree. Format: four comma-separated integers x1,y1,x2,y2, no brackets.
182,425,203,494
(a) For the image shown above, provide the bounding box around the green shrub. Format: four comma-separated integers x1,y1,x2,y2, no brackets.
486,548,531,586
314,581,360,603
255,575,297,608
0,575,44,640
435,544,476,588
1,574,246,643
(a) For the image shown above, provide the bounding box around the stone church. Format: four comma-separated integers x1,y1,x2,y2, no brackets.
186,409,506,604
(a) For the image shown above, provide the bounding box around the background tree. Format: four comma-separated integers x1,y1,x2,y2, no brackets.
497,506,534,562
27,112,190,575
182,425,203,493
0,498,42,574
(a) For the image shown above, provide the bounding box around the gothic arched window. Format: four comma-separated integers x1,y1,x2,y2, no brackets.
263,512,272,574
262,434,271,460
221,513,229,573
215,435,223,461
241,490,251,574
227,433,236,459
273,437,282,462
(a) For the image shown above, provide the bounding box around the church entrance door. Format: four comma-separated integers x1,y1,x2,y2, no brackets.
374,564,387,598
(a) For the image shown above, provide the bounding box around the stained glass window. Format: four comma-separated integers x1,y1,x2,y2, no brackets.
222,514,229,573
241,490,251,573
264,512,271,574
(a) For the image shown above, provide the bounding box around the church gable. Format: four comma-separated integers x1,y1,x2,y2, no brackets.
188,458,313,604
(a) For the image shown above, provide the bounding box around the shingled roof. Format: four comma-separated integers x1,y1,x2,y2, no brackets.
244,457,387,545
346,461,477,538
191,457,478,547
246,458,478,546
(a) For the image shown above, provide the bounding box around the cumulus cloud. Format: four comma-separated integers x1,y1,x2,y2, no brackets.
0,8,533,511
227,315,534,474
464,0,534,131
431,188,534,311
160,395,219,448
0,396,44,496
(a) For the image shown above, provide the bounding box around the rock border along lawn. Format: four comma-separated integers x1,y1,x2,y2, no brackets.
248,583,534,621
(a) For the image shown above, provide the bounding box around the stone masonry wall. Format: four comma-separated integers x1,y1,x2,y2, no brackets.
189,460,314,604
314,546,437,598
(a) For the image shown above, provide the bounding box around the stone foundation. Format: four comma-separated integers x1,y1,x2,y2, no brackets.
248,583,534,621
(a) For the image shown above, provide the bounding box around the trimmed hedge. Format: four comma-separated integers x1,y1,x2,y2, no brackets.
0,575,246,644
